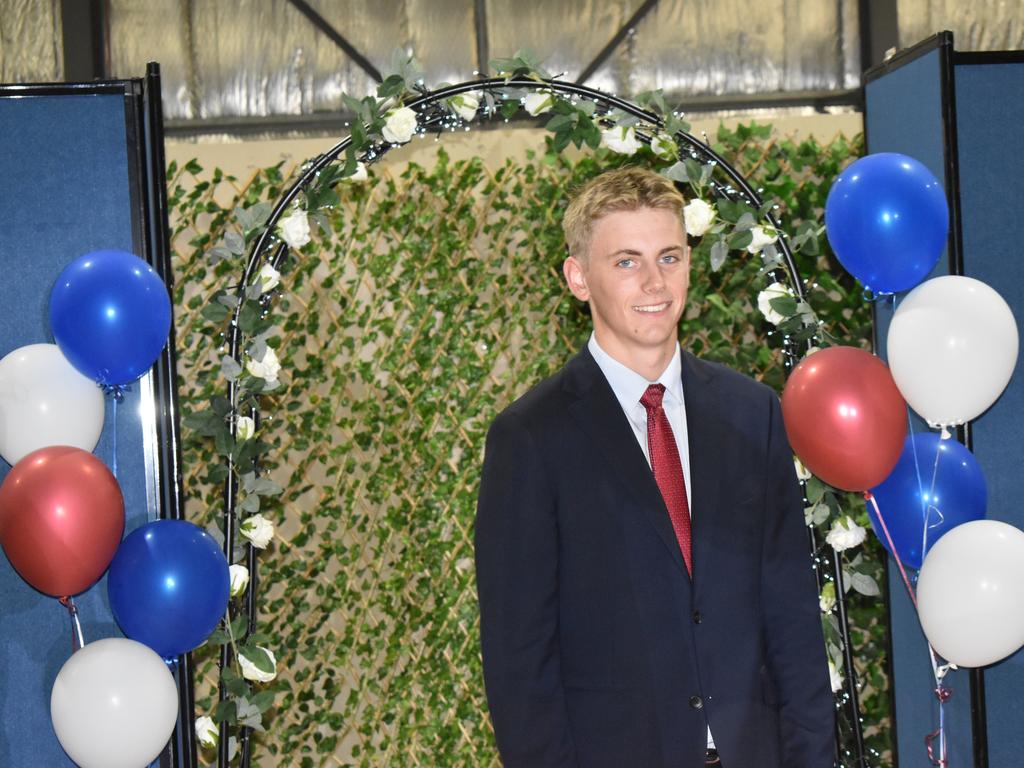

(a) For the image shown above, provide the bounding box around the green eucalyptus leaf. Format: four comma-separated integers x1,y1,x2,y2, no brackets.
220,355,243,382
769,296,799,318
224,230,245,255
662,161,689,183
709,239,729,272
214,698,238,725
849,571,881,597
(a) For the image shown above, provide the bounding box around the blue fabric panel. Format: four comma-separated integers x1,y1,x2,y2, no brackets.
0,94,156,766
954,60,1024,767
865,49,975,767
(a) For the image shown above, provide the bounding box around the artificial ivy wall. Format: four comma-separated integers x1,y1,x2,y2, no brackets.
170,124,889,766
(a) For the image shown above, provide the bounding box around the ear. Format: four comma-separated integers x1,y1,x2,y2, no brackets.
563,255,590,302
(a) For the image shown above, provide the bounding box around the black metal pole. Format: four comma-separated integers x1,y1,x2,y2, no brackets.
142,61,198,768
833,549,868,767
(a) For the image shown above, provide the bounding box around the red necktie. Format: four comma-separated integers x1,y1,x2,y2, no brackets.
640,384,692,575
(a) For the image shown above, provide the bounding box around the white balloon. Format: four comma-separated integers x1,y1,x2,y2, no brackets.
51,637,178,768
917,520,1024,667
0,343,105,465
887,276,1018,427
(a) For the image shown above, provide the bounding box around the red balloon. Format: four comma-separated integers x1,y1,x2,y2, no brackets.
782,347,907,491
0,446,124,597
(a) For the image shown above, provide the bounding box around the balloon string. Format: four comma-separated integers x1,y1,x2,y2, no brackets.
58,596,85,653
924,441,943,552
866,492,951,765
112,396,118,479
866,493,918,610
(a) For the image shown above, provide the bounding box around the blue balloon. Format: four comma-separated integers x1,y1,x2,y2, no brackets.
825,153,949,294
49,249,172,386
867,433,986,569
108,520,230,659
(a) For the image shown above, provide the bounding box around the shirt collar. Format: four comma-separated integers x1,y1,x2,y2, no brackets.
588,332,684,411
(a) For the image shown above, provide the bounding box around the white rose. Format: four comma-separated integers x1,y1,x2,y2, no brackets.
829,660,845,693
600,125,641,156
229,564,250,598
236,416,255,441
195,715,218,750
257,264,280,293
819,582,836,613
240,513,275,549
650,132,678,161
793,456,812,481
523,92,553,116
683,198,716,237
245,346,281,384
238,646,277,683
757,281,795,325
746,224,778,254
449,92,480,121
826,516,868,552
347,161,368,182
278,208,311,250
382,106,418,144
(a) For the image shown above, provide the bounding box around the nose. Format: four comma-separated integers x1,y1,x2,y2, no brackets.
639,259,665,292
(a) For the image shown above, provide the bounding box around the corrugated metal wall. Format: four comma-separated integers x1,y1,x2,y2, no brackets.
2,1,1022,123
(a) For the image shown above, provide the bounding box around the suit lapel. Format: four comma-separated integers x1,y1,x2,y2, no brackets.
566,348,688,576
679,351,727,587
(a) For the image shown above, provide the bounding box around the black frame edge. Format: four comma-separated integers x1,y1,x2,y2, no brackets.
139,62,199,768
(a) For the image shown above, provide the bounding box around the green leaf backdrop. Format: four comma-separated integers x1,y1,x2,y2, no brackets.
170,124,891,766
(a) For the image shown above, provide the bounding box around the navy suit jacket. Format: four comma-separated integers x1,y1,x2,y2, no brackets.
475,346,834,767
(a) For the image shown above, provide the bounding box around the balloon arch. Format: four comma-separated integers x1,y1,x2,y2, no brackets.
215,76,863,766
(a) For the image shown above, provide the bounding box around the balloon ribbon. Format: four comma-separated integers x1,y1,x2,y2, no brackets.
58,596,85,653
865,491,950,766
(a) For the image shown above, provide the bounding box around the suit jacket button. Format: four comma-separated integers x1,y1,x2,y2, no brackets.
689,695,703,710
692,610,702,624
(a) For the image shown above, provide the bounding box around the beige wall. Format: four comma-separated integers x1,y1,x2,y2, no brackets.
166,111,863,183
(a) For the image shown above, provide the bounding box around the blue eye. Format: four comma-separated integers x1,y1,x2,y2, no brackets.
616,258,635,268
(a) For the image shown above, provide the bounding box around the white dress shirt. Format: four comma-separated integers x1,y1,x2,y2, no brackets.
587,333,692,510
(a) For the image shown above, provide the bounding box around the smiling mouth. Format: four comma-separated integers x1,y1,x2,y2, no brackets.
633,302,671,313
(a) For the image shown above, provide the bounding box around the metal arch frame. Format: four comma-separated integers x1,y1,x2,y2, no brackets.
218,76,864,768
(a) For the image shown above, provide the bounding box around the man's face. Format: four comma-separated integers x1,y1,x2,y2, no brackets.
563,207,689,372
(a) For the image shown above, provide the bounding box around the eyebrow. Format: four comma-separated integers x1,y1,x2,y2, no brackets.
606,245,686,258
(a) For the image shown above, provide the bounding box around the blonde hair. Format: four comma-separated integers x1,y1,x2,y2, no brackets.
562,166,686,261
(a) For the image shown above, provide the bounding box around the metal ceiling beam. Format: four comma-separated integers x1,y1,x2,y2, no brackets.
577,0,661,84
60,0,109,80
474,0,490,75
859,0,899,71
285,0,383,83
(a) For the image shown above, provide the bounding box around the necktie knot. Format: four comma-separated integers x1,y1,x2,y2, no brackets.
640,383,666,411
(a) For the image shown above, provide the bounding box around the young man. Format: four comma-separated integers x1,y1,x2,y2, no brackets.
475,166,834,767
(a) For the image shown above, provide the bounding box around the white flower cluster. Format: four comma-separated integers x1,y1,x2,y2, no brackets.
683,199,716,237
195,715,218,749
523,92,553,116
826,516,867,552
240,513,275,549
239,646,278,682
382,106,418,144
756,282,795,326
229,563,250,598
600,125,641,155
246,347,281,386
278,209,311,250
448,92,480,121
